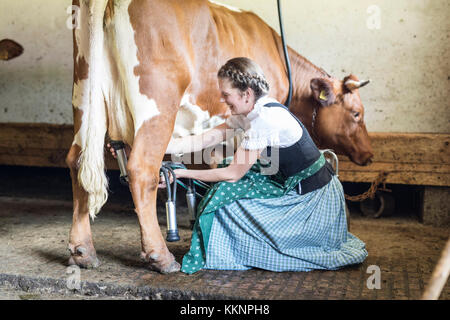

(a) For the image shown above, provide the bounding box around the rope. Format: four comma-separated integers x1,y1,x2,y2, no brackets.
344,171,389,202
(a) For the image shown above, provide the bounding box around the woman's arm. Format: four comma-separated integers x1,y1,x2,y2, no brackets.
173,146,263,183
165,122,232,155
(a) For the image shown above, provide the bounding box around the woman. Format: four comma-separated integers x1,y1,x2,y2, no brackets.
110,57,368,274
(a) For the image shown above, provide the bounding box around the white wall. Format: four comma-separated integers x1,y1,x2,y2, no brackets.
0,0,449,133
0,0,73,124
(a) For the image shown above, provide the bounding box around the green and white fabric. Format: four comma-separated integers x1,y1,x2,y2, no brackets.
181,155,367,274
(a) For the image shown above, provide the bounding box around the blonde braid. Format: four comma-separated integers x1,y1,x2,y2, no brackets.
218,57,270,99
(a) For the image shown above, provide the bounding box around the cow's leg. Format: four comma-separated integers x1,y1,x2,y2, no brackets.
66,142,100,268
127,107,181,274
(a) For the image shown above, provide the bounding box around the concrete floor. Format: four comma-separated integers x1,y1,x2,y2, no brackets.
1,195,449,300
0,166,449,300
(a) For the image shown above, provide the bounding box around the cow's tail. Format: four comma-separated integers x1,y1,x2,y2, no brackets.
78,0,109,220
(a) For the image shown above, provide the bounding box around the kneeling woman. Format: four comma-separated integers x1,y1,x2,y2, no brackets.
167,57,367,274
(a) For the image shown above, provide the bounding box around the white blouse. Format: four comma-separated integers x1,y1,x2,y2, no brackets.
226,96,303,150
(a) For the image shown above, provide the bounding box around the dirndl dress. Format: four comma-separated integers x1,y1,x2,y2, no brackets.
181,154,368,274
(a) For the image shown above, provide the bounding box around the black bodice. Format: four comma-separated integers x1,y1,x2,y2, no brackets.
263,102,334,195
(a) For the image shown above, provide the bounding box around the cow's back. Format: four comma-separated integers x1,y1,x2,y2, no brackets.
195,1,290,115
124,0,289,117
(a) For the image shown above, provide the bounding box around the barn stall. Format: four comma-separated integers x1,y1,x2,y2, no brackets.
0,0,448,302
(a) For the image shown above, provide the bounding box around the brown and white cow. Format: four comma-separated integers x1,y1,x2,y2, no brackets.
67,0,373,273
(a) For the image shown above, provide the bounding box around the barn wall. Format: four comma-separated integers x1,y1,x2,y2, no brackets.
0,0,449,133
0,0,73,124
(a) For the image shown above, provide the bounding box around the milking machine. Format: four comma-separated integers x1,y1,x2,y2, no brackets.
159,164,180,242
109,141,205,242
184,178,198,229
109,140,129,186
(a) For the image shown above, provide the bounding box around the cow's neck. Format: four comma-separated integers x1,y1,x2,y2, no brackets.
288,50,333,146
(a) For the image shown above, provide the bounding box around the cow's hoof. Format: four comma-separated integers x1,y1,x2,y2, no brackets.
160,260,181,274
141,251,181,274
68,245,100,269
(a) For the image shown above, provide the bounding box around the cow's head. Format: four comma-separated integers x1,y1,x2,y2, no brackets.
309,74,373,166
0,39,23,61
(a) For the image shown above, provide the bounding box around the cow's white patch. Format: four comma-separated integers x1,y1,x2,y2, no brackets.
73,123,86,147
208,0,242,12
71,5,90,149
99,35,135,145
109,0,160,137
172,94,225,138
72,79,87,109
75,0,110,219
74,2,91,66
72,83,88,148
133,98,160,135
71,3,91,149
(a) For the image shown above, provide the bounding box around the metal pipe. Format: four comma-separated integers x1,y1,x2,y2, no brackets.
277,0,292,108
160,164,180,242
186,183,197,229
321,149,339,177
160,167,172,201
165,200,180,242
166,166,177,203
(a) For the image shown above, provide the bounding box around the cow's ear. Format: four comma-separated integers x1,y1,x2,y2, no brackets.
310,78,336,107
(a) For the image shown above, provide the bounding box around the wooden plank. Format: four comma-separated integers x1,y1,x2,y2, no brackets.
0,123,74,149
340,161,450,174
0,123,449,186
336,133,450,185
0,124,119,169
352,132,450,165
0,147,119,169
339,170,450,186
338,161,450,185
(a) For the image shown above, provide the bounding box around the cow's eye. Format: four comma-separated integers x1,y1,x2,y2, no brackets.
353,112,360,118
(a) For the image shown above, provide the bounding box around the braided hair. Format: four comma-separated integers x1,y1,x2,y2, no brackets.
217,57,270,100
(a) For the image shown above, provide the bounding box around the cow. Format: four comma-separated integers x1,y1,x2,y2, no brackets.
67,0,373,273
0,39,23,61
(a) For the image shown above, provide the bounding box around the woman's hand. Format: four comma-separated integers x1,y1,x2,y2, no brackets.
158,169,185,189
161,147,261,184
107,142,131,159
165,122,230,155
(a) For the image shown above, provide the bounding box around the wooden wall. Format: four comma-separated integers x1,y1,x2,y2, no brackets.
0,123,449,187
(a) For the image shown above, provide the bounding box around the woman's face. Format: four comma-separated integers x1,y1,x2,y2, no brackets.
218,78,254,115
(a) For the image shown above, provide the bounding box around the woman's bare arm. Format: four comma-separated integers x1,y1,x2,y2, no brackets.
173,146,263,183
107,122,232,160
165,122,231,155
